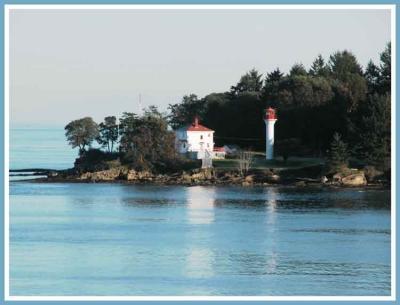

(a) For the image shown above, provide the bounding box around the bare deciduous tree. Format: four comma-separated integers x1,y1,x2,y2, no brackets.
237,151,253,176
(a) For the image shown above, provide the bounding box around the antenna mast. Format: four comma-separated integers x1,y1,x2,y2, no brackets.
138,93,142,115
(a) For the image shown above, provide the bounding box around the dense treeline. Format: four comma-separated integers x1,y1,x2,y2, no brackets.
65,107,198,173
65,43,390,174
168,43,391,171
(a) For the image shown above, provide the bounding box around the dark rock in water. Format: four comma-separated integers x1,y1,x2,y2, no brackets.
364,166,384,183
295,181,307,187
332,173,342,183
48,171,58,177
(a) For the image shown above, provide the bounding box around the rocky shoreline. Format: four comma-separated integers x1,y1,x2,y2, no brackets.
11,165,389,189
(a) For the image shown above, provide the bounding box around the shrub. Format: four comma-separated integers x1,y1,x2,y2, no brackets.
74,149,120,173
153,157,201,174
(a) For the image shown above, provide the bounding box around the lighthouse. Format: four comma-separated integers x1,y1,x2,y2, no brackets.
264,107,277,160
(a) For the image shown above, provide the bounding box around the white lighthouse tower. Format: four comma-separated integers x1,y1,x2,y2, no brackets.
264,107,277,160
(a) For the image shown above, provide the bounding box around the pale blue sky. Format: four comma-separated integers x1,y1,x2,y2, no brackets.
10,8,391,125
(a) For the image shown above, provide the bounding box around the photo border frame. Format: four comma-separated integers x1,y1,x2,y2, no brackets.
2,1,397,304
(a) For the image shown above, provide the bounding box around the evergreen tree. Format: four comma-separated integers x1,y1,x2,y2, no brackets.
356,94,391,170
201,93,230,144
230,69,264,96
266,68,284,83
263,68,284,107
289,63,307,77
328,51,367,113
379,42,391,94
329,50,363,80
167,94,204,129
309,54,330,77
328,132,349,171
164,43,390,168
364,60,380,94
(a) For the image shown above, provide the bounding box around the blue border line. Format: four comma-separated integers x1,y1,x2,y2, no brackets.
1,1,400,3
1,4,4,305
0,1,399,4
1,1,397,304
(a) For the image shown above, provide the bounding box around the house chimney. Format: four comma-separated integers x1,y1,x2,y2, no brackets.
193,116,199,127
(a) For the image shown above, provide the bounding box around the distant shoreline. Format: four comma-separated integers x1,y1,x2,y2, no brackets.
10,168,59,173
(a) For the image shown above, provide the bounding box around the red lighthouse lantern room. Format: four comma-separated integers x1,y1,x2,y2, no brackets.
265,107,277,120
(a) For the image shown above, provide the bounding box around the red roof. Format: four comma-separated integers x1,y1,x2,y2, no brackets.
185,116,214,132
187,124,213,132
213,146,225,152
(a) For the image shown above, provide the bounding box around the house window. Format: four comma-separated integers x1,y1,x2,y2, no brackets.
208,133,211,137
183,143,186,148
200,135,203,140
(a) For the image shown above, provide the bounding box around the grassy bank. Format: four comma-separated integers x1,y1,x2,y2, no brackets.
213,154,323,171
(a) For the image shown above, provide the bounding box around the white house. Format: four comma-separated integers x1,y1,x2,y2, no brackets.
213,146,226,159
175,117,215,159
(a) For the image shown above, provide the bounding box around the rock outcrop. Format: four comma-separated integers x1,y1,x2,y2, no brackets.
341,173,367,186
79,168,122,181
45,164,377,188
126,170,153,181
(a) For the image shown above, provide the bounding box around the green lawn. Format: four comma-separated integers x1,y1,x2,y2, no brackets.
213,154,323,170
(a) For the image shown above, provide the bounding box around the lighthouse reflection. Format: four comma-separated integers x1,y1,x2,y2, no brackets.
265,187,279,274
265,187,278,225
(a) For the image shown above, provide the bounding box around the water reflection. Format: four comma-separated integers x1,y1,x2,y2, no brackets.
121,197,178,208
10,183,391,296
264,187,278,274
291,228,390,235
183,187,216,281
185,248,215,278
265,252,278,274
186,186,215,225
265,187,277,225
228,252,272,276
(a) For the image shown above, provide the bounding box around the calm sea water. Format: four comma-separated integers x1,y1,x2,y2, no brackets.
9,127,391,296
10,127,77,170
